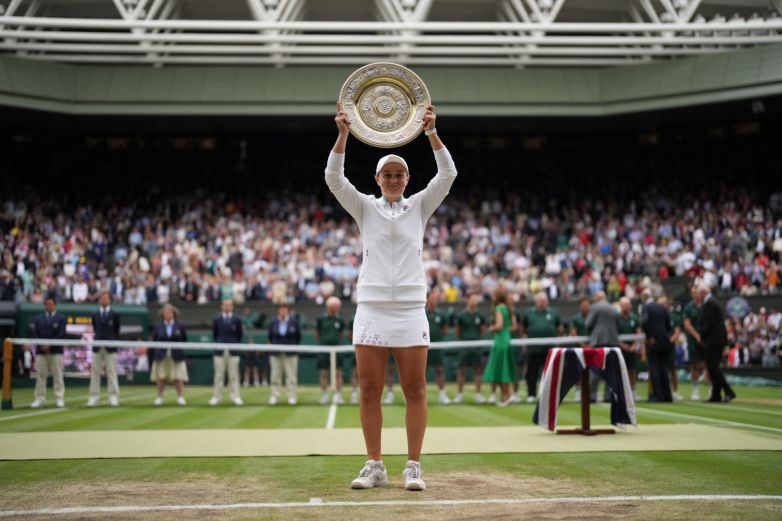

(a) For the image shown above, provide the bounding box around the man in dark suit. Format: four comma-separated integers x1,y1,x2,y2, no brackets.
209,299,244,406
697,284,735,402
641,289,673,402
88,291,121,407
268,303,302,405
30,296,68,408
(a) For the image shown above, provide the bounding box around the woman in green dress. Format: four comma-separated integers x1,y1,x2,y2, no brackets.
483,287,517,407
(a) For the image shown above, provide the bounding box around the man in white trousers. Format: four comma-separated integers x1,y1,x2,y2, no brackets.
210,299,244,406
30,296,68,408
267,303,302,405
88,291,121,407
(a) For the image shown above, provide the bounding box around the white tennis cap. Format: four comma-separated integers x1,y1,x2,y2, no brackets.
375,154,409,174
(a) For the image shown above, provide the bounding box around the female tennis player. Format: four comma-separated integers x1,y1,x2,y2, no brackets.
326,102,457,491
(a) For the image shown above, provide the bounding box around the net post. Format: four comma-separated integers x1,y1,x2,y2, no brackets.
329,349,337,392
2,338,13,410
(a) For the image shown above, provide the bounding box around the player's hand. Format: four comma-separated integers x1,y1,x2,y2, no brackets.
423,105,436,131
335,102,352,134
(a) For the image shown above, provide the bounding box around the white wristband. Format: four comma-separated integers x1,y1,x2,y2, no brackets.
424,128,437,136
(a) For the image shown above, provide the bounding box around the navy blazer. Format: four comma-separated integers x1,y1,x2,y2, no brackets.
151,320,187,361
268,316,301,355
213,314,243,356
92,309,121,353
641,301,672,353
31,312,68,354
698,296,728,353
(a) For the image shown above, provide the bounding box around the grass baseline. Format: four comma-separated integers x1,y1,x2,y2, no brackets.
1,494,782,518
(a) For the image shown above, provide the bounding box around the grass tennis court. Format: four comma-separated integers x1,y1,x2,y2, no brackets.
1,383,781,520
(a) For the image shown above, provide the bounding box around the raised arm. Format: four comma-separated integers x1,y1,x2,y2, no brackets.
325,102,364,222
332,102,350,155
424,105,445,152
417,105,458,220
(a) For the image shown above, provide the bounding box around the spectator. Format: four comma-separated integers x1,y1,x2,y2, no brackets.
697,284,736,403
267,303,301,405
209,298,244,406
88,291,121,407
425,289,451,405
29,296,67,408
151,304,188,406
453,292,488,404
483,287,517,407
522,292,563,404
617,296,642,400
641,289,673,403
586,291,620,402
315,296,349,405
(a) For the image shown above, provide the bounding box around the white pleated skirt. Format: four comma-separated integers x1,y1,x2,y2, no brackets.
353,303,429,348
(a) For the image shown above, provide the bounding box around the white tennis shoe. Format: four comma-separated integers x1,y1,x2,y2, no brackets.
153,396,164,406
351,460,389,489
403,460,426,491
176,396,186,406
452,393,464,404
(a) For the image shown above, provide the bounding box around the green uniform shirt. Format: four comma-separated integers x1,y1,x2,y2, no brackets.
316,313,346,346
570,313,587,336
669,308,682,332
682,300,702,347
427,308,448,342
618,312,640,335
523,307,560,338
456,310,486,341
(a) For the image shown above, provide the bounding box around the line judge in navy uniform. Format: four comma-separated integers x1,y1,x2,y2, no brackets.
88,291,121,407
151,304,189,406
209,298,244,406
267,303,302,405
30,296,68,408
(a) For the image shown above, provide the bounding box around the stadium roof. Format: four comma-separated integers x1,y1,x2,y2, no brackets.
0,0,781,67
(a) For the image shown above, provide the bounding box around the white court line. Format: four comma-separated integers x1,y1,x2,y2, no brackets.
634,406,782,434
1,494,780,517
0,408,69,422
326,402,338,430
698,403,782,417
0,393,158,423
